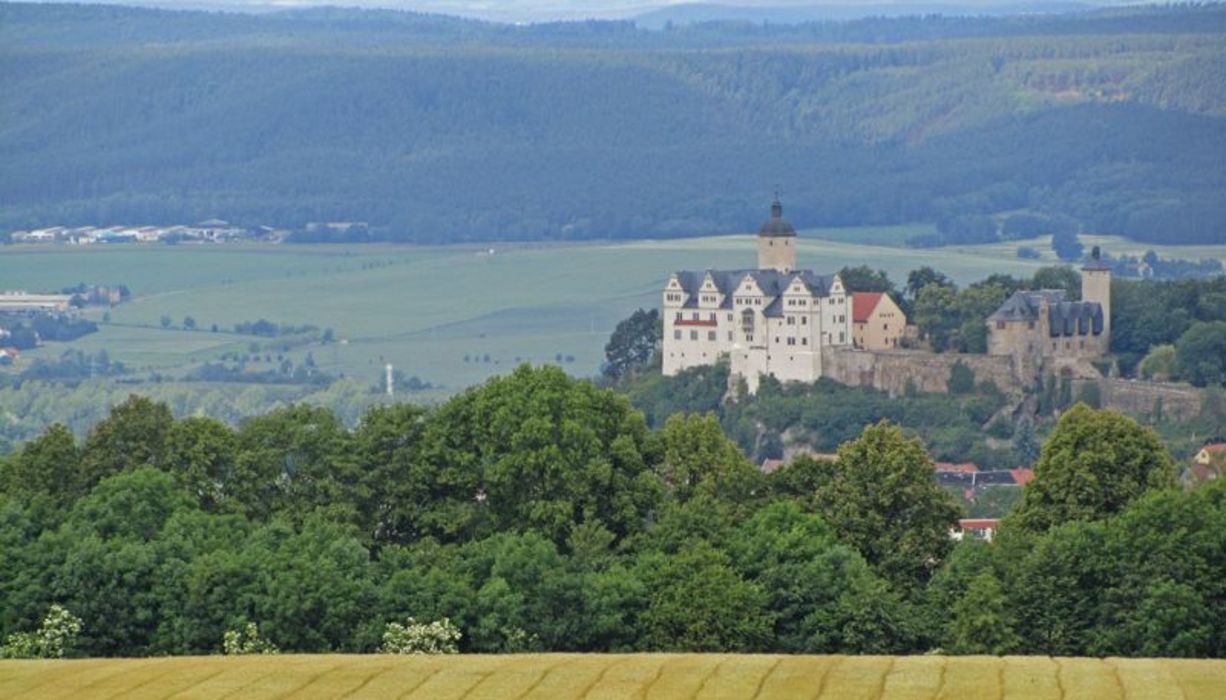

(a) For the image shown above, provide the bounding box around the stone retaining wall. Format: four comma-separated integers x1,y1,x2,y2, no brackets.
821,347,1032,397
820,348,1205,420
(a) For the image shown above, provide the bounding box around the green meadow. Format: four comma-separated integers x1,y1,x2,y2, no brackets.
1,653,1224,699
3,231,1225,391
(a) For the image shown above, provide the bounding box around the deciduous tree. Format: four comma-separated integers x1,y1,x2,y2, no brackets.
811,421,961,591
1010,404,1176,532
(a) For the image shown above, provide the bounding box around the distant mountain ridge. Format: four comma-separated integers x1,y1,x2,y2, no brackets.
632,2,1099,29
2,2,1224,244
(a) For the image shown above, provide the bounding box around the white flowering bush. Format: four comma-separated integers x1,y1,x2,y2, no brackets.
380,617,461,655
222,622,279,655
1,604,82,659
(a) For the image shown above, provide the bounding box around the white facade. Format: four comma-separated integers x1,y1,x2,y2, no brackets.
661,201,852,393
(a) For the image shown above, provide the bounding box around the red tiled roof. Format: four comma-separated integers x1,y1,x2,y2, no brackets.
1189,464,1215,483
1010,468,1036,486
935,461,978,474
1203,444,1226,454
959,519,1000,530
852,292,885,323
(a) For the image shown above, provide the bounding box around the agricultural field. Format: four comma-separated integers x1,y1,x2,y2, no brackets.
2,653,1224,699
2,232,1224,393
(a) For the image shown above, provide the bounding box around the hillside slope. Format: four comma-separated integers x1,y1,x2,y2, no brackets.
2,653,1225,699
2,3,1225,242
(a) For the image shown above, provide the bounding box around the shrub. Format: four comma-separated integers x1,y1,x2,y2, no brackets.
381,618,462,655
222,622,279,655
948,362,975,395
0,605,82,659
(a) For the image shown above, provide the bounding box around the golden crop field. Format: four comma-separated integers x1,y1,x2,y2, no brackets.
2,654,1224,700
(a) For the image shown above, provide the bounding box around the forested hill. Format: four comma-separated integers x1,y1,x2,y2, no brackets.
2,3,1225,243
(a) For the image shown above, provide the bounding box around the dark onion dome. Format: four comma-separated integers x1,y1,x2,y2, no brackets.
1083,245,1111,271
758,198,796,237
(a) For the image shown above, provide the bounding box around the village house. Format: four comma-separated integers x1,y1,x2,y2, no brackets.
851,291,906,350
953,519,1001,542
0,347,19,366
1185,443,1226,486
0,290,73,314
662,199,853,392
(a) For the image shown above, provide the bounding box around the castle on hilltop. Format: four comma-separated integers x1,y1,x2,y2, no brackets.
661,199,853,392
662,199,1115,395
986,247,1112,363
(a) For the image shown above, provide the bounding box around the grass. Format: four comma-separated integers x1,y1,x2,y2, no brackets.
1,654,1224,699
3,232,1224,392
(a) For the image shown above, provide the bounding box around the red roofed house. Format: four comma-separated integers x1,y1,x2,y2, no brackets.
954,518,1001,542
934,462,978,474
851,292,906,350
1186,444,1226,486
1194,443,1226,467
1009,468,1035,486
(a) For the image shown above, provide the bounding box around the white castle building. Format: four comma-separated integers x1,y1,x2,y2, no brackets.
662,199,852,392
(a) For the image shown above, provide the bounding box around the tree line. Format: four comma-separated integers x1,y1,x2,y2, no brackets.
2,365,1222,658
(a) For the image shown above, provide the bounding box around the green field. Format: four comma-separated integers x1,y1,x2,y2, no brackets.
3,232,1225,392
1,654,1224,699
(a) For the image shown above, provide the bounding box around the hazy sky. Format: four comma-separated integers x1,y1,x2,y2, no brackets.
66,0,1125,22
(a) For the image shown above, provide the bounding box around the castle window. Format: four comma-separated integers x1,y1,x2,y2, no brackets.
787,337,796,346
709,312,717,322
1028,321,1035,330
996,321,1005,330
692,312,699,321
690,330,698,340
727,314,733,321
839,332,845,343
801,317,807,325
727,332,733,341
674,330,681,340
675,312,682,321
787,316,795,325
708,331,716,341
802,338,808,346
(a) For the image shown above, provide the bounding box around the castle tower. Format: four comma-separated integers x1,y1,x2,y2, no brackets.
757,197,797,272
1082,245,1111,338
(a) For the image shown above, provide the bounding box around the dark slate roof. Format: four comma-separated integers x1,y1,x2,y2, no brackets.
1049,301,1104,337
672,271,700,294
670,268,838,301
796,271,836,296
987,290,1065,322
758,199,796,238
988,290,1103,337
763,296,784,318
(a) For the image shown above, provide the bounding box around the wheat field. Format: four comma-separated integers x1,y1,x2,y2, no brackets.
2,654,1224,699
